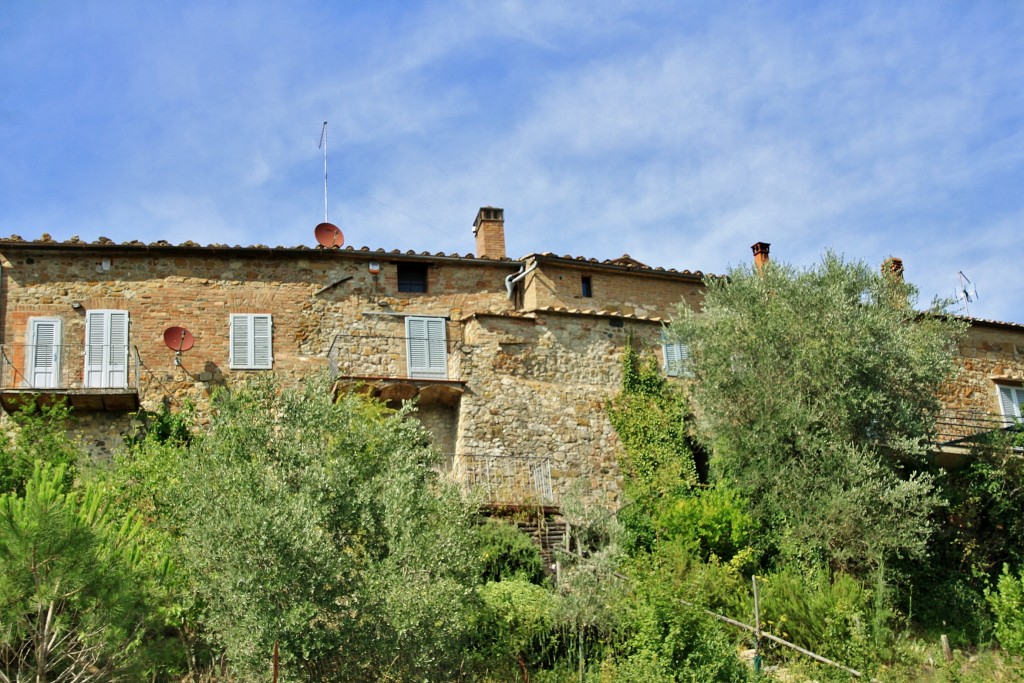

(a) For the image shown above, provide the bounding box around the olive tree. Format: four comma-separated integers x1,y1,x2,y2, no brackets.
116,376,487,682
669,253,965,571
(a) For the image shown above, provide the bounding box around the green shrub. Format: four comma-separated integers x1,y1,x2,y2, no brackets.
477,517,546,584
657,482,755,563
987,564,1024,655
758,566,895,671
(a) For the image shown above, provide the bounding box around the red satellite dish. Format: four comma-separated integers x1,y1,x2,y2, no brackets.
163,326,195,352
315,222,344,248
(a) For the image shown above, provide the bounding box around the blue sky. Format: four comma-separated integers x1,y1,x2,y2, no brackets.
2,1,1023,322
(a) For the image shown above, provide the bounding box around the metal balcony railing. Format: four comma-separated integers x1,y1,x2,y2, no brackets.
455,453,556,507
326,332,458,382
0,344,141,393
934,408,1021,449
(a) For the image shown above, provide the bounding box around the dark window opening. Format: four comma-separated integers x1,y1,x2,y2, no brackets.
397,263,428,293
581,276,593,298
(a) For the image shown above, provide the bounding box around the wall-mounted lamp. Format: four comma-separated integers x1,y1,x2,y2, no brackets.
71,301,83,310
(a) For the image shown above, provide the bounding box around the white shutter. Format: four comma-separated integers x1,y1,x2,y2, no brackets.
84,310,129,388
998,385,1022,422
107,311,129,387
662,342,690,377
230,314,272,369
406,316,447,379
252,315,273,369
28,318,61,388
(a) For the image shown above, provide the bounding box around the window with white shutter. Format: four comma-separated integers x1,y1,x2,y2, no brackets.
406,316,447,379
230,314,273,369
997,384,1024,423
83,310,129,388
28,317,62,388
662,342,691,377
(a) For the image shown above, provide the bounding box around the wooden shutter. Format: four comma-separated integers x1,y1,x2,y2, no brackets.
231,314,272,369
406,316,447,379
663,342,690,377
84,310,128,388
28,318,61,388
998,385,1022,421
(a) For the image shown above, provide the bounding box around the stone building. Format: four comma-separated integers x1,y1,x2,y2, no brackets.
0,208,1021,509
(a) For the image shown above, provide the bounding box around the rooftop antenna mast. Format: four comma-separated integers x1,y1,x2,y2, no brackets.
312,121,344,249
318,121,329,222
956,271,979,316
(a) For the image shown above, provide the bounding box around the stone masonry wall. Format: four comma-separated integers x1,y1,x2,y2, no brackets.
939,322,1024,417
454,311,669,509
0,246,518,459
522,260,704,319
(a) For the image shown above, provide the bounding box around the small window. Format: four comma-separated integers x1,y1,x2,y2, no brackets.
397,263,428,293
230,314,273,369
663,342,691,377
581,276,593,298
997,384,1024,422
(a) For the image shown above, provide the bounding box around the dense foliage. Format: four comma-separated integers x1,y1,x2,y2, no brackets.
669,253,965,573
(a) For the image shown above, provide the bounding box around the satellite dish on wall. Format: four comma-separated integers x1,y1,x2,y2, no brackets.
315,222,344,248
163,326,195,352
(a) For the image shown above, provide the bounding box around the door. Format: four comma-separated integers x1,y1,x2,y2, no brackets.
84,310,129,388
27,318,62,388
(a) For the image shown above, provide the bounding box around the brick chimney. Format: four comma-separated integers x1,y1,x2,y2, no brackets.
751,242,770,271
473,207,506,259
882,257,904,281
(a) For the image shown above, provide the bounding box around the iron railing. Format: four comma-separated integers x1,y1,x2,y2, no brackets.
326,332,458,381
0,344,141,393
454,453,556,506
934,408,1021,448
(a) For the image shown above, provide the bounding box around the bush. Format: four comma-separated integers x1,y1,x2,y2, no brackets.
987,565,1024,656
758,566,895,671
477,518,546,584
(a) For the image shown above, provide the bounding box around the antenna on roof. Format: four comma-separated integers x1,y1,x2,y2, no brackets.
318,121,329,222
955,271,979,316
314,121,344,249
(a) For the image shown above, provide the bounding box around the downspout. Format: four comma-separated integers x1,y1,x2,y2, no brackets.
505,263,538,300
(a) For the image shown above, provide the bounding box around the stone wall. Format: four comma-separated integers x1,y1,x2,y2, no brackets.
939,321,1024,417
0,244,518,458
521,258,705,319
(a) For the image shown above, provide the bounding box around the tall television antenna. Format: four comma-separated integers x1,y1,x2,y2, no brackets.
955,271,979,316
318,121,329,222
313,121,344,248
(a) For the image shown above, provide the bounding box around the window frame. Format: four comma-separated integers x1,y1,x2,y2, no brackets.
997,383,1024,422
229,313,274,370
397,262,429,293
662,341,691,378
405,316,448,380
581,275,593,298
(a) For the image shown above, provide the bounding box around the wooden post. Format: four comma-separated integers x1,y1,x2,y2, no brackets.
941,634,952,662
752,576,762,674
272,640,279,683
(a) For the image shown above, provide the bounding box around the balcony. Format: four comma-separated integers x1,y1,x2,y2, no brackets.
327,331,464,407
454,453,557,511
932,408,1022,464
0,344,141,413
